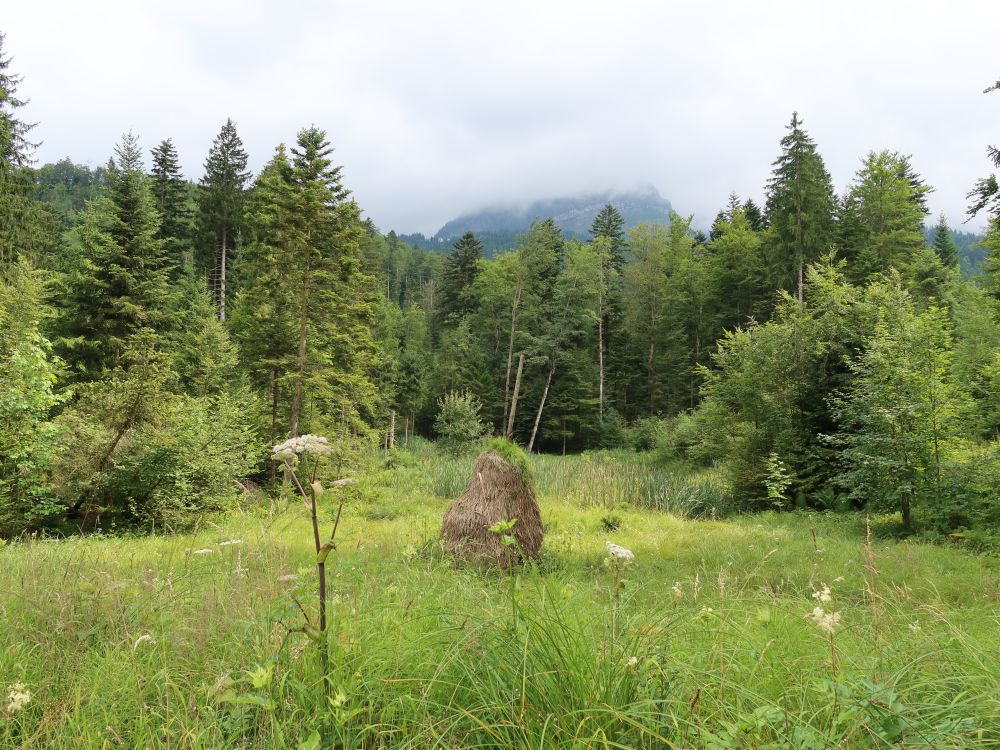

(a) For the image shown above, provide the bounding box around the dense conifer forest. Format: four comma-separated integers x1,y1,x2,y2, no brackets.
1,31,1000,548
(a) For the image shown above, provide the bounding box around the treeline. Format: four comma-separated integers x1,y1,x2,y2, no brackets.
3,29,1000,543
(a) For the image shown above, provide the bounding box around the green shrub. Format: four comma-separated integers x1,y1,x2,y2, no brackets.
651,413,701,463
433,390,485,454
48,348,262,527
627,417,672,452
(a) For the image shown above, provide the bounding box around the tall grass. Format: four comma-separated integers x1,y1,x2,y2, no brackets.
1,447,998,748
384,440,732,517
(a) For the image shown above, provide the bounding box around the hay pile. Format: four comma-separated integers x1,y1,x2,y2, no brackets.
441,447,544,566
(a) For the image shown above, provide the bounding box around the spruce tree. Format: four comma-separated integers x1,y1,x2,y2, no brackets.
742,198,767,231
61,133,171,378
847,151,930,278
288,126,379,437
967,80,1000,221
764,112,836,304
235,130,380,440
150,138,193,275
0,34,54,266
437,231,483,327
590,203,627,419
197,118,250,320
705,208,766,338
0,32,35,172
930,213,959,268
230,146,298,445
591,203,626,269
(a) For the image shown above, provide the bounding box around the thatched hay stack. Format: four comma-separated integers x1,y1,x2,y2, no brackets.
441,446,543,566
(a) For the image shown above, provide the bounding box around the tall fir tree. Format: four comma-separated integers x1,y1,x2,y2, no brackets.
705,208,766,339
590,203,627,419
591,203,626,269
930,213,959,268
847,151,930,279
150,138,193,275
764,112,836,304
197,118,250,320
437,231,483,327
0,33,54,266
234,130,380,441
231,146,298,446
742,198,767,231
61,133,171,378
0,32,35,172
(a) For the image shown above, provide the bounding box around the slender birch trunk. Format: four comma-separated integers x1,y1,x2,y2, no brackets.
506,352,524,440
527,360,556,453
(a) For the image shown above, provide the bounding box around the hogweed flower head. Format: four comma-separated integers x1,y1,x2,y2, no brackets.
605,541,635,564
271,434,333,464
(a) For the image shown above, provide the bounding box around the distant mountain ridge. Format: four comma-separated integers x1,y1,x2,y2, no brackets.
398,187,672,256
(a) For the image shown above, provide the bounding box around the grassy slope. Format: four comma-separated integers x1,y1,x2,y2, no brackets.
1,448,998,748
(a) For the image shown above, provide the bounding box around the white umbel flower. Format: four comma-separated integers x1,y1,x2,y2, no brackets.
605,541,635,562
271,434,332,463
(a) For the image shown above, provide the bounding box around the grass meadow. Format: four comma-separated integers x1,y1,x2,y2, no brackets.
2,443,998,748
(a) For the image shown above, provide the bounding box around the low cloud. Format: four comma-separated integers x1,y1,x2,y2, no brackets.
6,0,998,234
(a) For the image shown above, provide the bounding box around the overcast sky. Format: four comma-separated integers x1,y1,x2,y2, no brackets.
5,1,999,235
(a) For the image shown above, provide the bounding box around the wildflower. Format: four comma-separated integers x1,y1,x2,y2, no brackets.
605,541,635,562
192,548,214,555
627,656,639,668
807,606,841,634
5,683,31,713
812,584,832,603
133,634,156,649
277,573,298,583
218,539,243,547
271,434,332,464
909,621,921,632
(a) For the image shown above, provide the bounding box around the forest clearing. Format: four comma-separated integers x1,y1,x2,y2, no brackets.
2,444,998,748
3,3,1000,748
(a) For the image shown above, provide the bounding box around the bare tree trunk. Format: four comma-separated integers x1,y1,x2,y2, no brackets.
648,341,655,416
219,228,227,321
506,352,524,440
598,286,605,421
269,370,280,481
289,261,311,437
389,410,396,450
527,360,555,454
502,285,523,429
